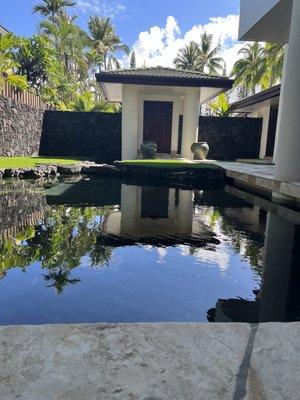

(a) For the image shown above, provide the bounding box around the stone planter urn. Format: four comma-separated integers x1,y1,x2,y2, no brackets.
191,142,209,160
141,141,157,159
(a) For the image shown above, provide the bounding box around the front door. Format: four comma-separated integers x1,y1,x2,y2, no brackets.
143,101,173,153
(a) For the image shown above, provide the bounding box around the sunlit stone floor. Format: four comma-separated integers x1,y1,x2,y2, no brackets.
0,322,299,400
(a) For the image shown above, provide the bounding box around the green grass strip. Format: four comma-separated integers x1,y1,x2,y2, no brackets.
120,159,219,169
0,156,86,169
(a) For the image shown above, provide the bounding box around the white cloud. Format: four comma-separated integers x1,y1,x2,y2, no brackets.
76,0,127,19
125,14,242,75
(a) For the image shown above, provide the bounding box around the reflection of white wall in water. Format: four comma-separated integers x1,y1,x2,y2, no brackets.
104,211,122,236
104,184,228,266
114,184,194,238
105,185,226,240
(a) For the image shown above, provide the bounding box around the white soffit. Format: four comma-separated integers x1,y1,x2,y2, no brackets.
199,87,227,104
239,0,293,43
103,83,228,104
103,83,122,102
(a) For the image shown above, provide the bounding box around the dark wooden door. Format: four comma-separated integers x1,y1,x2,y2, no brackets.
266,105,278,157
143,101,173,153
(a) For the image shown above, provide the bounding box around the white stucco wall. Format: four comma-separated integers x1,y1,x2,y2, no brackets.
273,0,300,182
182,88,201,159
121,84,200,160
121,85,139,160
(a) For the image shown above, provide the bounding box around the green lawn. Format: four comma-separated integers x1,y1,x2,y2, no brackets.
0,156,86,169
121,159,219,169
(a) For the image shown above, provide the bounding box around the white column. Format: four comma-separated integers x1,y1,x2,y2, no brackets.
273,1,300,182
170,98,180,154
258,106,271,159
181,88,200,159
177,189,193,235
121,85,139,160
272,45,289,163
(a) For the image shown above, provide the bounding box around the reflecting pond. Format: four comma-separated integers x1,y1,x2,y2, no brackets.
0,177,299,324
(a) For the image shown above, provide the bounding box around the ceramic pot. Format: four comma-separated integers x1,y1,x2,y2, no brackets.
191,142,209,160
141,141,157,159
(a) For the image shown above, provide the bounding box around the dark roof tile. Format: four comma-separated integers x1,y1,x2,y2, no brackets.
96,67,233,88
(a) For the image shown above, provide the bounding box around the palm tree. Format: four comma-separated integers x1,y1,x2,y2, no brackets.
197,32,225,75
232,42,266,94
174,32,225,75
174,41,200,71
87,16,129,71
264,43,284,88
33,0,76,21
39,14,85,77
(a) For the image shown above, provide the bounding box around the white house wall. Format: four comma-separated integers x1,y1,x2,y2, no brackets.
121,85,139,160
121,84,202,160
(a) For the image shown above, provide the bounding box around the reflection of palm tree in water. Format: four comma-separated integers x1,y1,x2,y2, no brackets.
0,204,115,293
90,244,112,267
43,267,80,294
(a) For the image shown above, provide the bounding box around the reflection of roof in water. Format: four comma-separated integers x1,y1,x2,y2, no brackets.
97,232,220,248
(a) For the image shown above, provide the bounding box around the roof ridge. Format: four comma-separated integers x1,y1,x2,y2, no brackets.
99,66,228,79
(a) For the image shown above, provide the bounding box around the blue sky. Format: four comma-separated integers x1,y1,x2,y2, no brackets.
1,0,239,42
1,0,241,71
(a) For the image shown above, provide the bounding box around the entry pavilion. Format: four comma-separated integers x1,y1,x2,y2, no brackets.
96,67,233,160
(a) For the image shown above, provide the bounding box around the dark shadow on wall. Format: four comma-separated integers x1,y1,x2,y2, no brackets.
39,110,122,163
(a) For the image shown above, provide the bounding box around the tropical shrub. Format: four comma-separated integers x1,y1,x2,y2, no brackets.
209,93,231,117
0,33,28,91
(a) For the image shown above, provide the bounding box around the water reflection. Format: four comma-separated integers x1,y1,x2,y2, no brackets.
0,203,114,291
0,178,299,324
102,184,219,247
206,187,300,323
